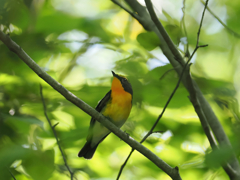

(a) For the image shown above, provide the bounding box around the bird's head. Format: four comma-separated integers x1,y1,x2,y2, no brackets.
111,71,133,95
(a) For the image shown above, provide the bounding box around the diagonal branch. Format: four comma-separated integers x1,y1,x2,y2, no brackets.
200,0,240,38
144,0,184,66
180,0,190,58
117,2,208,177
8,168,16,180
0,30,182,180
186,0,219,151
112,0,240,179
116,148,134,180
117,0,240,178
145,0,240,177
117,42,202,180
40,85,75,180
185,2,240,178
111,0,141,22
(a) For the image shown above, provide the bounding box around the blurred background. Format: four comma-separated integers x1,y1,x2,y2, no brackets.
0,0,240,179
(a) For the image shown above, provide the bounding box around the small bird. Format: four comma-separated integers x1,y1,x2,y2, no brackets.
78,71,133,159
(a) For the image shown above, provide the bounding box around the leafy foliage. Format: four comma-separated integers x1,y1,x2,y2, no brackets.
0,0,240,180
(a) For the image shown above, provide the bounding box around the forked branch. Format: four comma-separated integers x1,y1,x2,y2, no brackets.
113,0,240,179
40,85,75,180
0,30,182,180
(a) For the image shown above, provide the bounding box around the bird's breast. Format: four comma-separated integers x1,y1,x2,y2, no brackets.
102,90,132,127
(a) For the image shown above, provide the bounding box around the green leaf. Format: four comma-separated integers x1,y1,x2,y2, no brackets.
137,32,161,51
6,115,44,128
22,150,55,180
0,144,29,169
165,24,182,45
205,147,233,168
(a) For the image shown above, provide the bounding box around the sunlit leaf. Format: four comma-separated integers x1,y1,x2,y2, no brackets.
137,32,161,51
22,150,55,180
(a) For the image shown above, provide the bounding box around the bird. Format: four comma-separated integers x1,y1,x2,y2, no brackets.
78,71,133,159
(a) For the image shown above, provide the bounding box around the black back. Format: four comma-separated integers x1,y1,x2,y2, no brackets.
89,90,111,128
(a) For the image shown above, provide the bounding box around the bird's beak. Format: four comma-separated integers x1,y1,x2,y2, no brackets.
112,71,116,77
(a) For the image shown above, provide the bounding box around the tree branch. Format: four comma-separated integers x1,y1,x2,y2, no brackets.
115,0,240,178
116,148,134,180
184,0,218,151
0,30,182,180
186,4,240,170
159,69,175,80
40,85,75,180
144,0,185,66
180,0,190,58
8,168,16,180
145,0,240,178
122,0,185,74
117,41,197,180
200,0,240,38
116,3,209,175
111,0,142,22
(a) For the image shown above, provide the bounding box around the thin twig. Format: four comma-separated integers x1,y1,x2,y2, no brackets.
187,71,239,179
118,0,240,178
196,0,208,46
116,149,134,180
113,0,155,31
152,131,164,134
122,3,239,168
200,0,240,38
117,47,193,179
0,30,182,180
186,0,240,178
182,0,212,147
182,0,240,178
8,168,16,180
40,85,75,180
116,0,210,179
159,68,175,80
117,34,202,180
53,122,59,129
111,0,141,22
144,0,185,66
181,0,190,58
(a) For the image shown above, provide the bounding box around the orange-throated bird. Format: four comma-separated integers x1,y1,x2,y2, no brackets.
78,71,133,159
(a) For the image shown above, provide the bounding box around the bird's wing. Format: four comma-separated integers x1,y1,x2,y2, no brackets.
89,90,112,128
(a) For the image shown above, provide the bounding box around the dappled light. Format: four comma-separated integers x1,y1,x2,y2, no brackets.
1,0,240,179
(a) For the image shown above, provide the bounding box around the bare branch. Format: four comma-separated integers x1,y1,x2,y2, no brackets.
115,0,240,179
117,9,209,174
186,0,240,178
111,0,141,21
144,0,184,66
123,0,186,75
8,168,16,180
159,68,175,80
152,131,164,134
117,50,191,179
52,122,59,129
180,0,190,58
116,149,134,180
111,0,155,32
117,36,200,180
0,30,182,180
118,0,240,177
200,0,240,38
40,85,75,180
196,0,208,46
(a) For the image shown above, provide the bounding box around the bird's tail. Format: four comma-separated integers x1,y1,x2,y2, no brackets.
78,141,98,159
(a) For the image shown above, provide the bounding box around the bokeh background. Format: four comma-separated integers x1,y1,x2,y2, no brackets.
1,0,240,179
